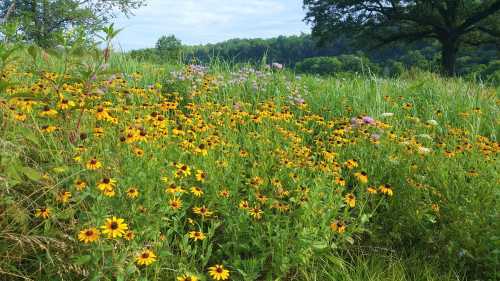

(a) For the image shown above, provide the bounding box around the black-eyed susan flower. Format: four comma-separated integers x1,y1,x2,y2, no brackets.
78,228,100,244
239,200,249,209
124,230,135,241
344,193,356,208
354,171,368,184
35,207,51,219
41,125,57,133
177,274,199,281
218,189,230,198
188,231,206,241
57,191,72,204
195,170,207,182
330,220,346,234
39,106,58,117
190,186,204,197
126,187,139,199
102,185,116,197
367,186,378,194
379,184,394,196
249,206,263,220
85,157,102,170
135,249,157,266
335,177,346,187
74,179,87,191
192,206,213,218
344,159,358,169
169,197,183,210
208,264,230,281
97,178,116,191
133,147,144,156
101,216,128,238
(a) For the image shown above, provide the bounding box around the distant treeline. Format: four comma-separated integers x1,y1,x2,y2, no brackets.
129,34,499,82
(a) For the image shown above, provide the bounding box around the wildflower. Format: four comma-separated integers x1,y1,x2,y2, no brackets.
192,206,213,218
57,191,72,204
362,116,375,125
354,171,368,184
345,159,358,169
335,177,346,187
98,184,114,196
41,125,57,133
218,189,230,198
135,249,157,266
188,231,206,241
208,264,230,280
190,186,204,197
165,183,186,194
126,187,139,199
195,170,207,182
101,216,128,238
78,228,100,244
124,230,135,241
57,98,75,110
239,200,249,209
367,186,378,194
133,147,144,156
379,184,394,196
177,274,199,281
97,178,116,191
249,206,263,220
169,197,183,210
75,179,87,191
330,220,346,234
344,193,356,208
175,163,191,178
86,158,102,170
14,112,27,121
35,207,51,219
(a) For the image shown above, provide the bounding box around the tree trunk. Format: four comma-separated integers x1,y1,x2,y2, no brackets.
441,38,459,76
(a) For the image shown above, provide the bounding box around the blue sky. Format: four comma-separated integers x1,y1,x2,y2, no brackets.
114,0,310,50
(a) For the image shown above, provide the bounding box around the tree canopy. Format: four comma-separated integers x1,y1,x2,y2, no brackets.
0,0,145,47
303,0,500,75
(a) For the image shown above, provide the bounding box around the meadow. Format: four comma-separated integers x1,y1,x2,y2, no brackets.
0,41,499,281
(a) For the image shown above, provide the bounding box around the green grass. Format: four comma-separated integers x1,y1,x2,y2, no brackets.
0,47,498,281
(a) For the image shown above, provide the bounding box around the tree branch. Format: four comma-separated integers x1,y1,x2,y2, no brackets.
460,1,500,32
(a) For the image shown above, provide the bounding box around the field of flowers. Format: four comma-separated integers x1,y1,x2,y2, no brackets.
0,41,499,281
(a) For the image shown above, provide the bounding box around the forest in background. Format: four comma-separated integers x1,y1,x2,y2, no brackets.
128,34,499,82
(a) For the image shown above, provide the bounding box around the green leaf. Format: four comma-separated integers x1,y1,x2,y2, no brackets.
28,45,38,61
73,255,92,265
21,167,43,182
311,241,328,250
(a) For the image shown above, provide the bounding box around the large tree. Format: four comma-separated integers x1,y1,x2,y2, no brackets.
303,0,500,75
0,0,145,47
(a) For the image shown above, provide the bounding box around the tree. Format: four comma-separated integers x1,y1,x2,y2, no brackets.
155,35,182,62
0,0,145,47
303,0,500,76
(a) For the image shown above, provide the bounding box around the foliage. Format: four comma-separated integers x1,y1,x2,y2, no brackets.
0,41,499,280
296,54,379,75
303,0,500,75
155,35,182,63
0,0,145,47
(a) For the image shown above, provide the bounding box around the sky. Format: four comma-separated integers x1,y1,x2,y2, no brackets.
114,0,310,50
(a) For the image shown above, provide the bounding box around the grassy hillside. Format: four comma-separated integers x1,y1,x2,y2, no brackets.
0,47,499,281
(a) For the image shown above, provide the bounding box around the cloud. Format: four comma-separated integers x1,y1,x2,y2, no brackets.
114,0,309,50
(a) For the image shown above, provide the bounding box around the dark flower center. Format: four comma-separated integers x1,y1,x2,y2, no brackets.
110,222,118,230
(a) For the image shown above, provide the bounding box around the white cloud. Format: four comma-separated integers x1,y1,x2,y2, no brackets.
114,0,309,50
